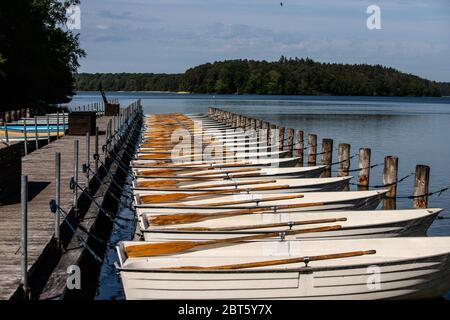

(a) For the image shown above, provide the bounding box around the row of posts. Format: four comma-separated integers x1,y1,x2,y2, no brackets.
2,112,67,156
208,107,430,209
72,102,105,116
19,99,142,299
0,108,30,122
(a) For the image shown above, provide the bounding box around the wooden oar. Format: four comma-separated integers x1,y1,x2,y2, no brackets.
148,202,325,225
138,146,265,155
136,179,276,190
125,225,342,257
138,149,255,160
139,185,291,203
169,217,348,231
133,175,266,188
135,172,268,181
138,167,261,177
138,154,172,159
178,179,276,190
134,160,253,168
169,194,304,207
134,166,253,176
166,250,377,270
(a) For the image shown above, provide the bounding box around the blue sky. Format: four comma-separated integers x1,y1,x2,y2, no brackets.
76,0,450,82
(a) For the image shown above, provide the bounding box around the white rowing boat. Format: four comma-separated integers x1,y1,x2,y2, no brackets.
133,190,387,212
132,176,351,193
145,127,255,134
140,208,441,241
132,166,325,179
139,140,276,150
142,136,260,146
138,144,278,154
116,237,450,299
135,150,290,162
131,157,304,168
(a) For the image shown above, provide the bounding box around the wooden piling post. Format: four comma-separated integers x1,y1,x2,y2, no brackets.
21,175,29,298
277,126,284,151
251,118,256,130
240,115,245,129
383,156,399,198
55,152,61,249
255,119,262,131
337,143,351,177
321,138,333,177
383,156,398,210
293,129,304,166
413,165,430,209
261,122,269,147
284,128,294,156
245,117,252,131
358,148,371,189
268,124,275,146
307,134,317,165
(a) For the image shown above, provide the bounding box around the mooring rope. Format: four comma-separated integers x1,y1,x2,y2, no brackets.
396,185,450,199
328,153,359,166
338,162,384,173
347,172,415,188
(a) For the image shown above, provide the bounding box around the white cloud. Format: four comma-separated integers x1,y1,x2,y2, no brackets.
77,0,450,81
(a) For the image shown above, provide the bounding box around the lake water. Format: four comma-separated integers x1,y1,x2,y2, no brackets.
68,92,450,299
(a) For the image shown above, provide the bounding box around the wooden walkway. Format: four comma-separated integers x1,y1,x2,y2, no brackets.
0,117,111,300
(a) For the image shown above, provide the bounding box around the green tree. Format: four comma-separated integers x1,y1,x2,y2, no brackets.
0,0,85,111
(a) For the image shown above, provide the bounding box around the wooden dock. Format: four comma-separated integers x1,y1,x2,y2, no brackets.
0,117,112,300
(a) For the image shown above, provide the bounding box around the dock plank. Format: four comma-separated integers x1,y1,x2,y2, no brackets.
0,117,111,300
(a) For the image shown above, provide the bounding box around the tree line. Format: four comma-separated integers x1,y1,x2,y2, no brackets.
76,57,450,97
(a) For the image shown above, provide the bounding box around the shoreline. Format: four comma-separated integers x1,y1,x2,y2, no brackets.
72,91,450,101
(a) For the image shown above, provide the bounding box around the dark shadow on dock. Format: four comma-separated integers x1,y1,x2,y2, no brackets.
0,181,50,205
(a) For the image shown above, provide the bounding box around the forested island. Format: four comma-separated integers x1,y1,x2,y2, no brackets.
76,57,450,97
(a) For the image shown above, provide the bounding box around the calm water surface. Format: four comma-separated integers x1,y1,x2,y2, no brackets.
69,92,450,299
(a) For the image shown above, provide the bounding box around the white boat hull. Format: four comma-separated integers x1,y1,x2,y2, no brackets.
116,237,450,300
132,177,351,193
140,209,441,241
133,190,387,212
